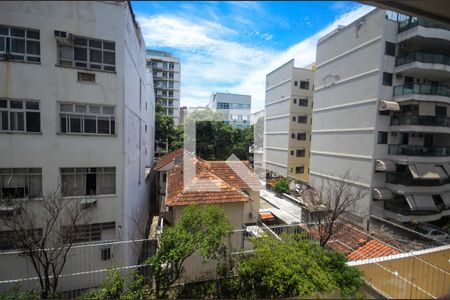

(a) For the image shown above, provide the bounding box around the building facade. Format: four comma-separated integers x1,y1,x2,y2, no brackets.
146,49,181,126
264,60,314,183
0,1,155,291
207,92,251,128
310,9,450,225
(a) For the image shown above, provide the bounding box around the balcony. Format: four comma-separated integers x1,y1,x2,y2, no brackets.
388,145,450,157
391,115,450,132
393,83,450,98
398,17,450,33
386,173,450,186
396,52,450,67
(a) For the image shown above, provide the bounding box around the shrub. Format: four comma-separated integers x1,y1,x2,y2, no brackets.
274,177,289,194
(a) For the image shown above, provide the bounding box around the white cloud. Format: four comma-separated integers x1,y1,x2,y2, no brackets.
137,4,375,111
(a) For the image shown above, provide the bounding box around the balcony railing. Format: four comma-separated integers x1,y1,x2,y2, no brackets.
386,173,450,186
391,115,450,127
393,83,450,97
388,144,450,156
396,52,450,67
398,17,450,33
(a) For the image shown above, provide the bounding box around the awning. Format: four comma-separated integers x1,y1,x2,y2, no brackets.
441,192,450,209
406,195,437,211
408,164,448,180
375,159,396,172
145,166,152,178
373,188,393,200
379,100,400,111
414,195,437,211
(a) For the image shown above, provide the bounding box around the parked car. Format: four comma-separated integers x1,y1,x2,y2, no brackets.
414,224,450,242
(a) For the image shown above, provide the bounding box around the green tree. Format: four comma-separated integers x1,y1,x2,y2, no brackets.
145,205,232,298
274,177,290,194
169,124,184,151
237,234,363,298
155,103,174,151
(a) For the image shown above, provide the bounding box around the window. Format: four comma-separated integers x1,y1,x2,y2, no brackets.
57,35,115,72
0,168,42,199
290,150,294,155
382,72,393,86
291,133,295,138
217,102,229,109
292,116,296,122
435,105,447,117
377,131,388,144
60,103,115,135
293,99,297,104
68,222,115,243
0,229,42,250
61,167,116,196
0,99,40,133
299,99,308,107
296,149,305,157
77,72,95,82
101,247,111,260
385,42,396,56
294,81,298,86
297,132,306,140
0,25,40,62
295,166,304,174
298,115,307,124
300,81,309,89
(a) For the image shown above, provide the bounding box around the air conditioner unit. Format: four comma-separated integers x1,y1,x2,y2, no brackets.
54,30,73,46
391,132,398,136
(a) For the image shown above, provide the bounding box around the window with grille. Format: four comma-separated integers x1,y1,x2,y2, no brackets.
61,167,115,196
300,81,309,89
298,115,307,124
297,132,306,140
0,168,42,199
299,99,308,107
296,149,305,157
295,166,305,174
0,99,40,133
57,35,115,72
59,103,115,135
0,25,40,62
67,222,115,243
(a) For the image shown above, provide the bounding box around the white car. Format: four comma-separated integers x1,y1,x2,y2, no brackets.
415,225,450,242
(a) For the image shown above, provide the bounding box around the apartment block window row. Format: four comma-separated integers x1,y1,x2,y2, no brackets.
58,35,116,72
296,149,305,157
61,167,116,196
300,80,310,90
0,99,40,133
0,25,40,63
60,103,115,135
68,222,115,243
299,99,308,107
297,132,306,140
298,115,308,124
0,229,42,250
217,102,229,109
0,168,42,199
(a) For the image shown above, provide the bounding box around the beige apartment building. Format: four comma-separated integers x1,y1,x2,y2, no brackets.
264,60,314,183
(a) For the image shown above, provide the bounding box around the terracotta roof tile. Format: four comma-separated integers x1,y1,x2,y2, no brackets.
166,156,248,206
155,148,186,171
347,239,400,261
205,161,260,191
260,212,275,220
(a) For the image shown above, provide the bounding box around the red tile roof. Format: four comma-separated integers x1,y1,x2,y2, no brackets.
300,223,400,261
166,156,249,206
155,148,186,171
260,212,275,220
205,161,260,191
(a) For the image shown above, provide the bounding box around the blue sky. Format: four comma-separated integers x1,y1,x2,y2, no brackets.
132,1,375,111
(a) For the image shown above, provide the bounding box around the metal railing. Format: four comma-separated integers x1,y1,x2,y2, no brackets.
388,144,450,157
386,173,450,186
398,17,450,33
396,52,450,67
391,115,450,127
393,83,450,97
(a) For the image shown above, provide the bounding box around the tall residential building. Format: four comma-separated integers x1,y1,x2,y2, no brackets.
146,49,181,126
310,8,450,225
0,1,155,291
264,60,314,183
250,109,265,125
207,92,251,128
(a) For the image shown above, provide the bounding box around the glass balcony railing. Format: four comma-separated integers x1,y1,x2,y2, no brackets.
386,173,450,186
398,17,450,33
391,115,450,127
396,52,450,67
393,83,450,97
388,144,450,156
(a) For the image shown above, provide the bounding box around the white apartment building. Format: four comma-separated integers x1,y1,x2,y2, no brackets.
0,1,155,292
310,8,450,225
207,92,251,129
250,109,265,125
146,49,181,126
264,60,314,183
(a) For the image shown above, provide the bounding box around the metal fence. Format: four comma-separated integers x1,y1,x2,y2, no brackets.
0,223,448,299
